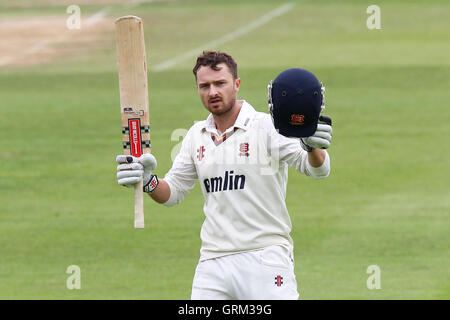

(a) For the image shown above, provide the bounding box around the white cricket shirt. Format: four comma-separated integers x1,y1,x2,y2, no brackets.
163,100,330,261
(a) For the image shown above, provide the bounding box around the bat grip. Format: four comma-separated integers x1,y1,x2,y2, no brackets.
134,180,145,228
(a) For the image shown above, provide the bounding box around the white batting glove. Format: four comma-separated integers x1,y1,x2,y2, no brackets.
300,117,333,152
116,153,157,189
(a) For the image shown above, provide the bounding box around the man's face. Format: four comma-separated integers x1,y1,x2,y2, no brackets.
196,63,241,116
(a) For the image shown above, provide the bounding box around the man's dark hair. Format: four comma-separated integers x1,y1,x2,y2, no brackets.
193,51,238,80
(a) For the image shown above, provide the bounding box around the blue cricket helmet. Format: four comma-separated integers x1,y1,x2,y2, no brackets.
268,68,325,138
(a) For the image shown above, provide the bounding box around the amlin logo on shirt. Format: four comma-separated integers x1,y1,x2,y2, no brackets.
203,170,246,193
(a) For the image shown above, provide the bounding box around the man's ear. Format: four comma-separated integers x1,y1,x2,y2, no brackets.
235,78,241,91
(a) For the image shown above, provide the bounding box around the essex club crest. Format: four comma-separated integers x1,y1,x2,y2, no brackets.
239,142,249,157
289,114,305,126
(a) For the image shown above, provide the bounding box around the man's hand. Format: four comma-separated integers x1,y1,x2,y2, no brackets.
300,115,333,152
116,153,157,191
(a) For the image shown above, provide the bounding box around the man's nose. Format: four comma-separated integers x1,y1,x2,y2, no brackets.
209,85,218,96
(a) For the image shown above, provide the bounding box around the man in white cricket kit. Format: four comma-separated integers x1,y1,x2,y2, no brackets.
116,51,332,299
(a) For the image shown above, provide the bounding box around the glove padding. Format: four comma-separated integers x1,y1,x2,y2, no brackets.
300,116,333,152
116,153,157,188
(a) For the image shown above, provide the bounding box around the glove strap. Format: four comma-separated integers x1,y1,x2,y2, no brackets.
300,138,314,152
143,174,159,194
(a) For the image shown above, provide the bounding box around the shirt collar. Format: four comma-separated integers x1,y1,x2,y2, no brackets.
201,100,255,134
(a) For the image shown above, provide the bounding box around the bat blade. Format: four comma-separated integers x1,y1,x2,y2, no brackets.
115,15,151,229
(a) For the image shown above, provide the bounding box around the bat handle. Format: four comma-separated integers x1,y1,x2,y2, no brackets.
134,180,145,228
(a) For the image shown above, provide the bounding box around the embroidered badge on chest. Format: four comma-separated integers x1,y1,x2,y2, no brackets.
197,146,206,161
239,142,249,157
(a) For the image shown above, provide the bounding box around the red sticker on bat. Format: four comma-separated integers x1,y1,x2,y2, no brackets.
128,119,142,157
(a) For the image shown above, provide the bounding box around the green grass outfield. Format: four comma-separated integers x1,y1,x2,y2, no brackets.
0,0,449,299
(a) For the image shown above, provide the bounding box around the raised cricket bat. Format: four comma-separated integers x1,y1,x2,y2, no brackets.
115,15,151,229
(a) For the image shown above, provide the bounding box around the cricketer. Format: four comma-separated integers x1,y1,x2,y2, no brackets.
116,51,333,299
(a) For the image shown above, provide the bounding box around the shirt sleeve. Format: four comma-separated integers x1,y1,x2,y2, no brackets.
261,114,331,179
162,127,198,207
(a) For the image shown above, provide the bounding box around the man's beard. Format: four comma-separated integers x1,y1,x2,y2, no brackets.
209,97,236,116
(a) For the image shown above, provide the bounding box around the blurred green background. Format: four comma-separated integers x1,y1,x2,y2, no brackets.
0,0,449,299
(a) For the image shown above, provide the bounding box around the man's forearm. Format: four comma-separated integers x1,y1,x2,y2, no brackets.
147,179,171,203
307,148,327,167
